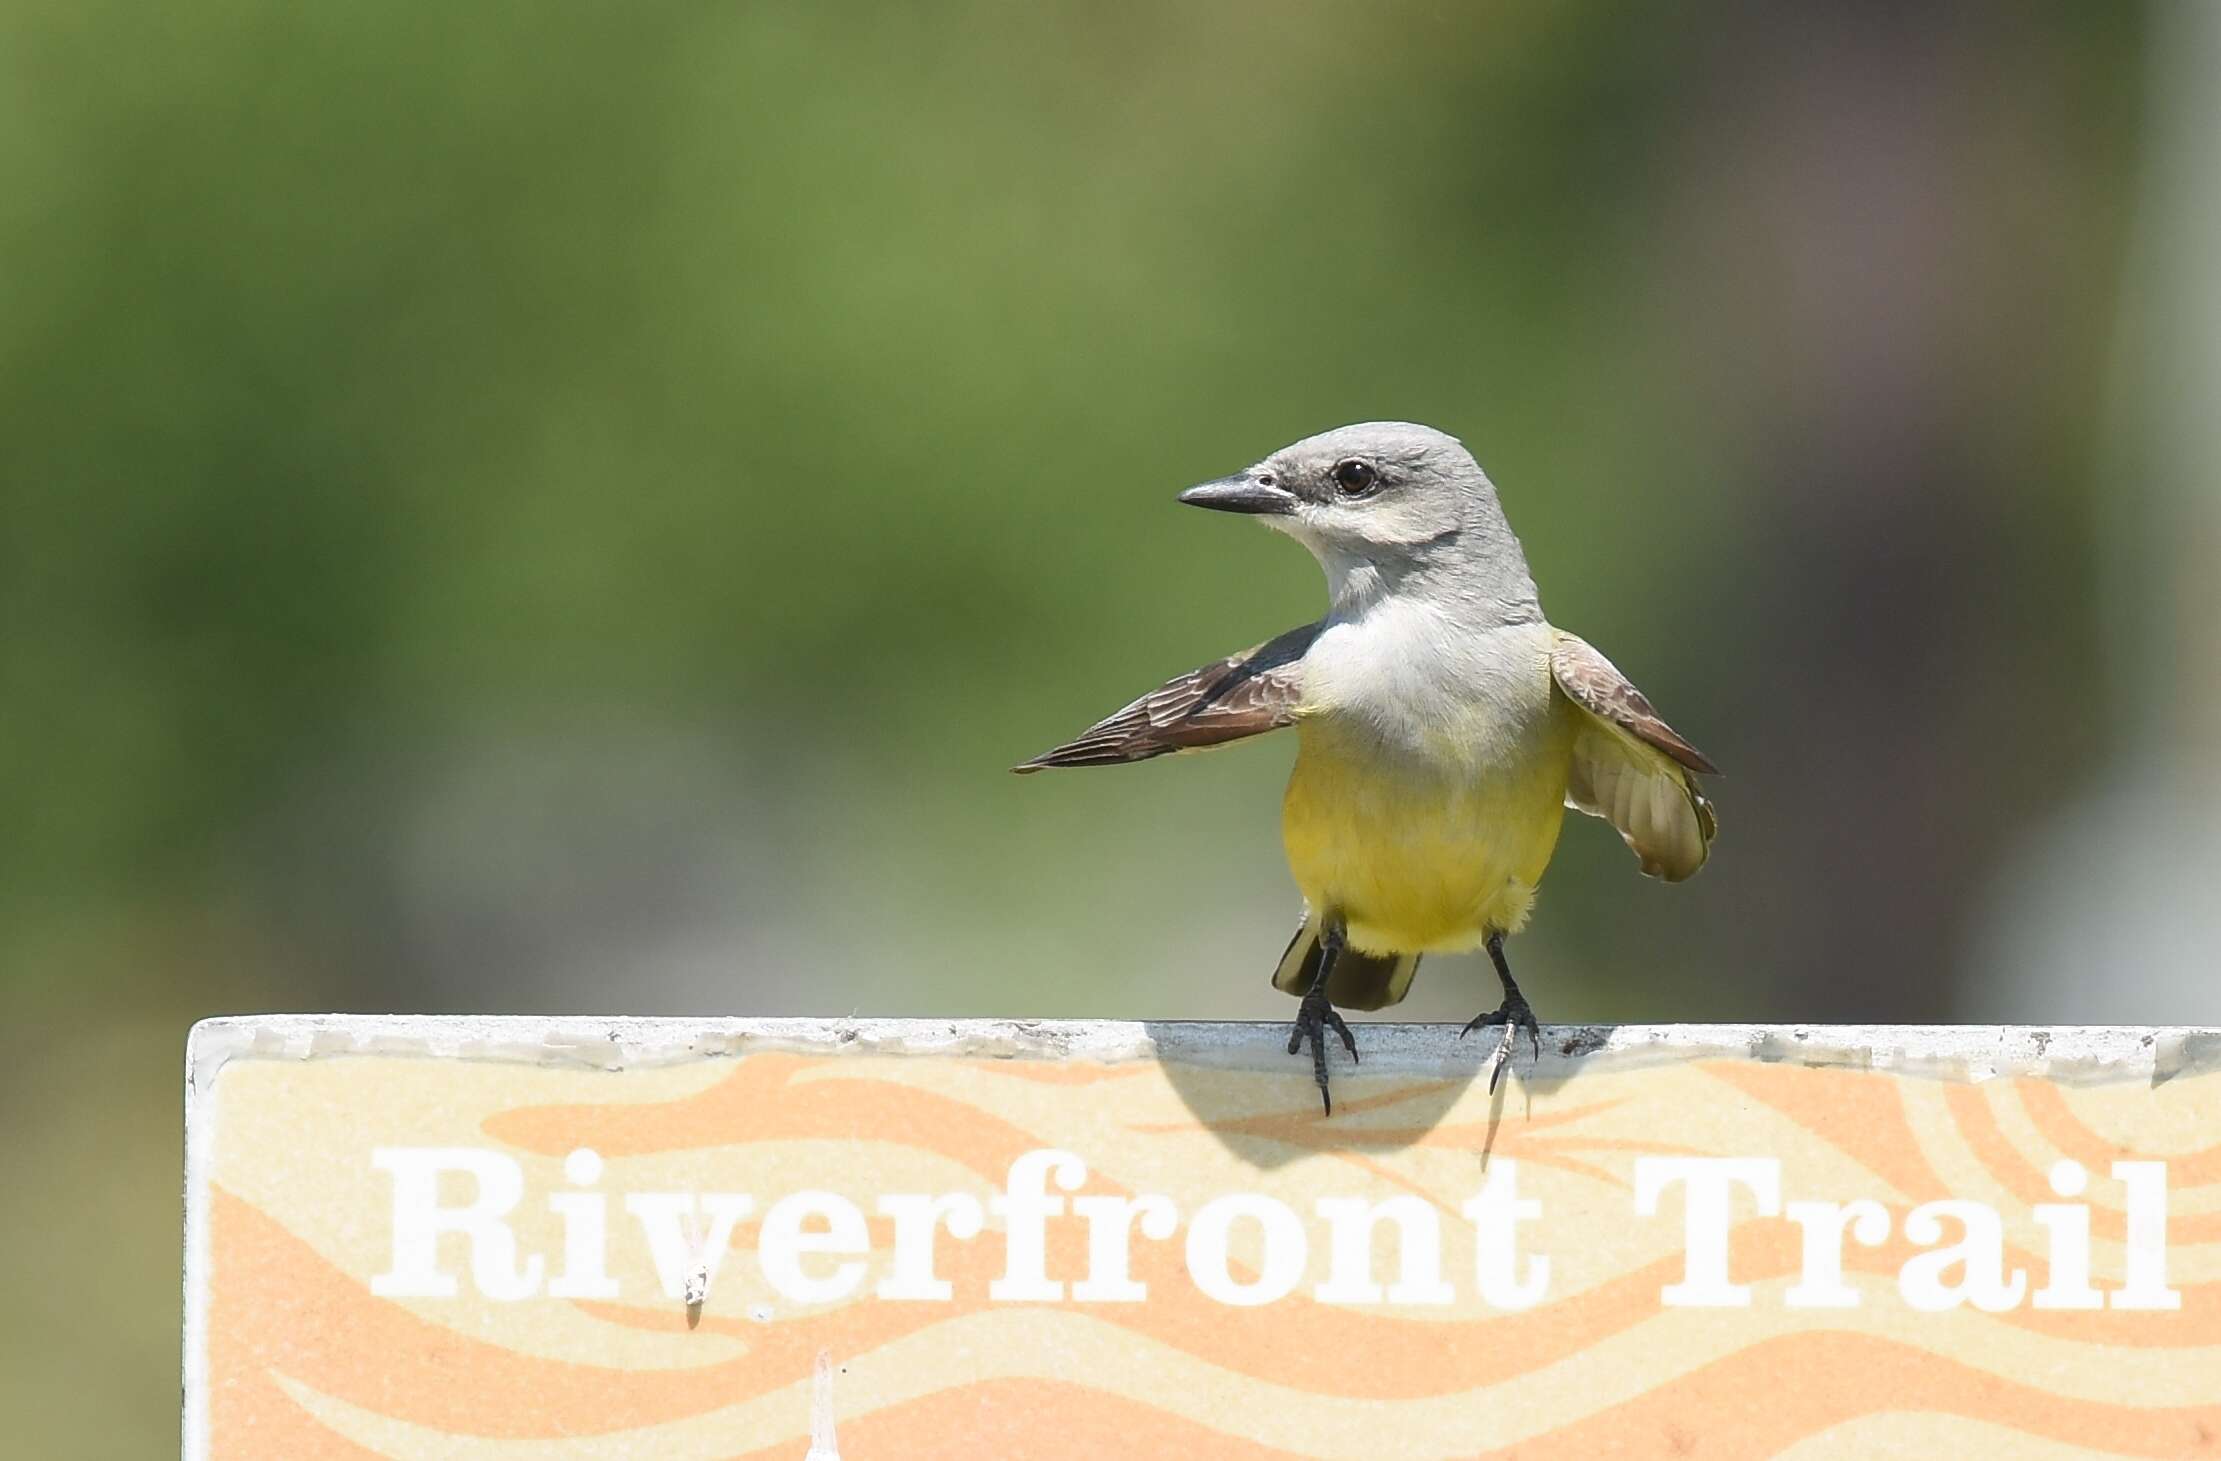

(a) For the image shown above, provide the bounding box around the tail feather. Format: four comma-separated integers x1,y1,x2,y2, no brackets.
1270,914,1423,1012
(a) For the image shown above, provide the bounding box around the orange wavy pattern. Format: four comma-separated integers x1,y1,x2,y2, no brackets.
725,1380,1309,1460
1944,1082,2221,1245
1698,1061,1950,1199
213,1189,777,1437
484,1053,1048,1184
1469,1331,2221,1460
1713,1058,2221,1251
2017,1077,2221,1186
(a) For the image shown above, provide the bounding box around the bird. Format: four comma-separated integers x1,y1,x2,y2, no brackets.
1014,422,1718,1112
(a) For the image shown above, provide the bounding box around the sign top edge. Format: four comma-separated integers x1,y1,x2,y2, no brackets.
183,1015,2221,1097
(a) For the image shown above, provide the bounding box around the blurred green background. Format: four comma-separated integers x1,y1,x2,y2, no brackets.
7,1,2221,1450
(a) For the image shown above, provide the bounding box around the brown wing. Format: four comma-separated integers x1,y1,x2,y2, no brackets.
1550,632,1718,776
1550,630,1719,881
1013,622,1319,773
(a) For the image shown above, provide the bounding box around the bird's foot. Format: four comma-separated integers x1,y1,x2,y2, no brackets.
1460,990,1541,1093
1287,986,1358,1115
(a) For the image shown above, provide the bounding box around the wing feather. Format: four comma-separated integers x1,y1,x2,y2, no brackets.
1551,631,1719,881
1013,622,1319,772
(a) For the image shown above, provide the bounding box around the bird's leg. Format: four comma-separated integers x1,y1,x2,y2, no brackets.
1286,919,1358,1115
1460,931,1542,1093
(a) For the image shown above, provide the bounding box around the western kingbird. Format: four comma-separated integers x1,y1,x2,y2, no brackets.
1016,422,1718,1109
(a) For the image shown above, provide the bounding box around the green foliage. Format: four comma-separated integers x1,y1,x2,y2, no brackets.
0,4,2150,1450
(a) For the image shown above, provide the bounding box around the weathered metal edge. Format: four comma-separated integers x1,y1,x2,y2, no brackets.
184,1014,2221,1090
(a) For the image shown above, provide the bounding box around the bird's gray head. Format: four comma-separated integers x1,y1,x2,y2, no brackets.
1178,422,1541,619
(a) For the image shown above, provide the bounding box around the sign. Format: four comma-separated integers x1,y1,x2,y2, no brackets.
184,1017,2221,1458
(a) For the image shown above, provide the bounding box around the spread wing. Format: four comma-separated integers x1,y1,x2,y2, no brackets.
1551,630,1719,881
1013,622,1319,772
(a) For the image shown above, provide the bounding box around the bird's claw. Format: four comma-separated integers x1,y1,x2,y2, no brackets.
1460,992,1542,1093
1288,988,1358,1115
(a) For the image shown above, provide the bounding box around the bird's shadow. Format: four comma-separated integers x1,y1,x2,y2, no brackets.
1139,1021,1615,1172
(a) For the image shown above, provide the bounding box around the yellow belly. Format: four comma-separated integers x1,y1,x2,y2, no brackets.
1282,715,1573,955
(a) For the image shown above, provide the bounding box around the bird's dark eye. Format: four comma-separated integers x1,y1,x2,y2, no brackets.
1332,458,1378,496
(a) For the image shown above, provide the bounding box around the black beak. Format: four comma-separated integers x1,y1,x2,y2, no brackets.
1177,473,1299,516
